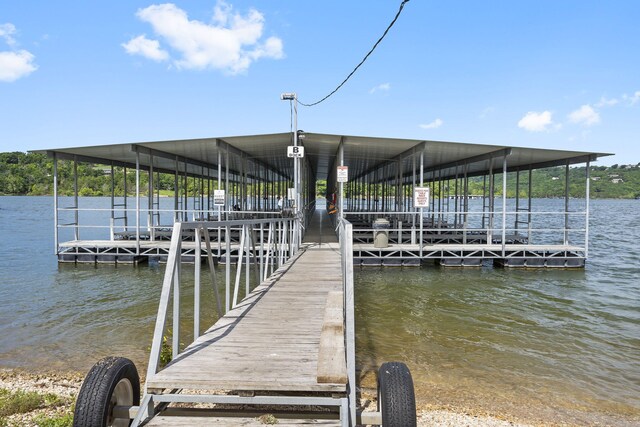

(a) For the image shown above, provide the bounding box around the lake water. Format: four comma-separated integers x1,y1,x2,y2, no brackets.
0,196,638,425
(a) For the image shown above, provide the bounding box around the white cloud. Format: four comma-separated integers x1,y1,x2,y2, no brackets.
0,23,37,82
568,104,600,126
419,118,443,130
623,91,640,106
0,23,17,46
122,35,169,61
124,1,284,74
369,82,390,94
0,50,37,82
595,96,618,108
517,111,553,132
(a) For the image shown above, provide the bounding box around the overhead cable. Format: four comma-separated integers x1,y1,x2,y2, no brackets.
297,0,411,107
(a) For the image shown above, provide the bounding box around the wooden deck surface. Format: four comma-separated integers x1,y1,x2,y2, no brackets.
146,244,346,393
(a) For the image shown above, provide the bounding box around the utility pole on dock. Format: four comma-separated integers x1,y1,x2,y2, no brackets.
281,92,302,247
280,92,301,217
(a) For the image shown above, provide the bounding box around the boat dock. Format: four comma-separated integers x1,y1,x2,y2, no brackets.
55,131,610,425
39,132,609,269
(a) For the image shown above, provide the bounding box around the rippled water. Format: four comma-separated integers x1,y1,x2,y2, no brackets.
0,196,638,425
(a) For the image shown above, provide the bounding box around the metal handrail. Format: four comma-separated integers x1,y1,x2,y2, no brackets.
337,218,356,426
144,217,298,387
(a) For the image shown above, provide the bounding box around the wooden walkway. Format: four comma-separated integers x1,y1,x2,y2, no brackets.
141,209,348,425
146,246,346,393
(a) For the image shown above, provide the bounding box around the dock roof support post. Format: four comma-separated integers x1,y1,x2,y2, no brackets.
174,157,179,224
585,161,590,258
419,147,424,259
292,97,300,219
183,159,188,221
501,155,508,257
564,161,570,246
225,145,230,221
528,167,533,242
73,156,79,241
135,149,141,255
110,163,115,241
338,138,345,221
123,166,129,231
53,152,59,255
514,169,521,234
412,149,416,229
487,158,494,243
463,162,469,244
148,154,154,240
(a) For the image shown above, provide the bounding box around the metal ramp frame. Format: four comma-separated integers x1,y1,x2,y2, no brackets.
128,217,357,426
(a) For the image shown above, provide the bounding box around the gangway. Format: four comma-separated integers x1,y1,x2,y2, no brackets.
72,211,417,426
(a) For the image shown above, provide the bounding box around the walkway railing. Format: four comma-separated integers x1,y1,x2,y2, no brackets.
337,218,356,425
345,209,587,249
144,217,299,383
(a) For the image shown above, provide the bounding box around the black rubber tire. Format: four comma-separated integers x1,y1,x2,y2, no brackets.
73,356,140,427
378,362,417,427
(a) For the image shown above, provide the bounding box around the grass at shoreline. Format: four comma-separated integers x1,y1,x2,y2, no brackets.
0,388,73,427
0,370,80,427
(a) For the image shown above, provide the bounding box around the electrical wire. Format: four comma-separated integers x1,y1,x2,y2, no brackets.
297,0,410,107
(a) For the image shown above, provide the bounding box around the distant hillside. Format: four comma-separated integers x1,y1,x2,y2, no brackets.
1,151,639,199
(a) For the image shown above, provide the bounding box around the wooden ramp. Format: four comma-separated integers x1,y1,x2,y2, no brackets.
136,210,353,426
146,245,347,394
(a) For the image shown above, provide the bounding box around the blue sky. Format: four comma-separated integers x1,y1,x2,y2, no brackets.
1,0,638,165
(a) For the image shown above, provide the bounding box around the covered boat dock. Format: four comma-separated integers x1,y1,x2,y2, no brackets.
40,132,609,267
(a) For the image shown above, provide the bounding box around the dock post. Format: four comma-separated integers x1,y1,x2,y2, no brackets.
564,161,570,246
73,156,79,241
53,152,59,255
585,161,590,258
135,150,140,255
502,155,507,257
419,148,424,258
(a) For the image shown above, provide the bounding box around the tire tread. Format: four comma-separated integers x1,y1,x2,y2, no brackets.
378,361,417,427
73,356,140,427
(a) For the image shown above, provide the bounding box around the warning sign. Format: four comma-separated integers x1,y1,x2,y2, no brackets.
337,166,348,183
414,187,430,208
213,189,226,206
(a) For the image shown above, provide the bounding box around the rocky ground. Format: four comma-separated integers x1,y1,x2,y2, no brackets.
0,369,604,427
0,369,82,426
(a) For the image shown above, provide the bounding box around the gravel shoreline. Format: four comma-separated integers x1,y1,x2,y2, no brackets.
0,368,536,427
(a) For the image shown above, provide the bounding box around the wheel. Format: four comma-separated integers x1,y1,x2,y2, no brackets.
377,362,417,427
73,356,140,427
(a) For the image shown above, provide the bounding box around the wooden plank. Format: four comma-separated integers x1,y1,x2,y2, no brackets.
321,291,344,334
317,291,347,384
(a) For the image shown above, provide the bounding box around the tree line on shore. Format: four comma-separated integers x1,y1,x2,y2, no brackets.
1,151,639,199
